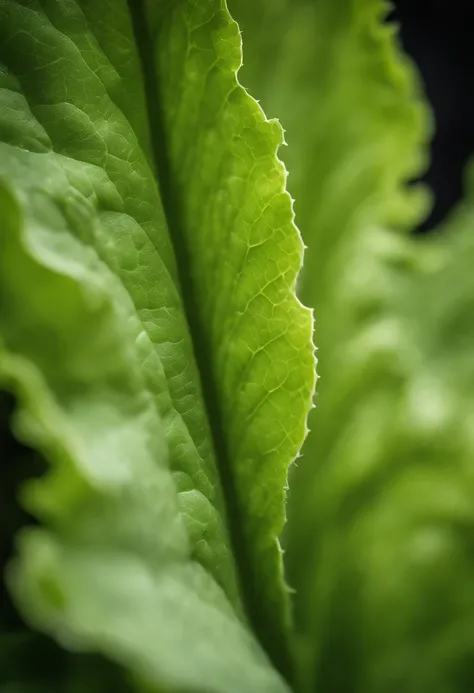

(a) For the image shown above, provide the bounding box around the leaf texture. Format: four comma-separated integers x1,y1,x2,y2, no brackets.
143,0,315,658
233,0,474,691
0,0,314,689
0,177,289,693
230,1,474,691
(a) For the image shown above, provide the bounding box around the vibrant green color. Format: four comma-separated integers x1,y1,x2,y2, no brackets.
152,2,315,657
233,1,474,692
0,0,313,691
0,180,286,693
2,0,474,692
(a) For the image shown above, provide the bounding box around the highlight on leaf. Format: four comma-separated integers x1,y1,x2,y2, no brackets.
1,1,473,693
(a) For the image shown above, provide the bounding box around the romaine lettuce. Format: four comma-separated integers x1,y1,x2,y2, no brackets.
2,1,473,692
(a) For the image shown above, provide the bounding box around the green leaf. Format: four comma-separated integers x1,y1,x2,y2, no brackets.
233,1,474,691
0,0,314,690
142,1,315,661
0,176,288,693
284,173,474,693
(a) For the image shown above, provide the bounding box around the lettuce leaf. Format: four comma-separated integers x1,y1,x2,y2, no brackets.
0,178,286,693
233,0,474,691
0,0,315,690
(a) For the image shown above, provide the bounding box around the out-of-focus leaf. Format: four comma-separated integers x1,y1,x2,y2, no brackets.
230,1,474,691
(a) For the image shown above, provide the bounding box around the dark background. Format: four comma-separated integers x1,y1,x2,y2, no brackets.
392,0,474,232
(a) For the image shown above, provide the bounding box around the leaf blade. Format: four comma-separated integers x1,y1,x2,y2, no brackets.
230,0,439,689
142,0,315,660
0,178,289,693
0,0,315,686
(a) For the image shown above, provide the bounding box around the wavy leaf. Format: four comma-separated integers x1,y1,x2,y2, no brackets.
0,173,288,693
230,1,474,691
233,0,474,691
0,0,315,689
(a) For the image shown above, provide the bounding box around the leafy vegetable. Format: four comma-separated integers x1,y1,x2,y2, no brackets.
0,0,313,690
0,178,287,693
233,1,474,692
2,0,474,692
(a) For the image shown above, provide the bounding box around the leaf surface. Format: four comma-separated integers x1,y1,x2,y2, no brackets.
0,175,289,693
233,1,474,691
0,0,314,689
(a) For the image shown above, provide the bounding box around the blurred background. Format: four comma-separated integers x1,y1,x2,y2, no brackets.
232,1,474,690
393,0,474,232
